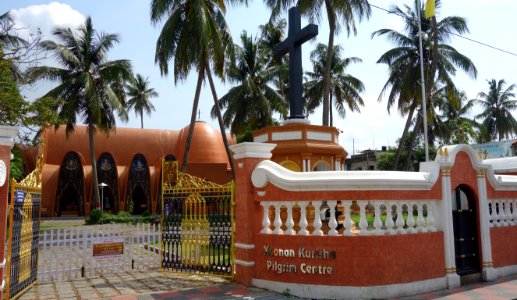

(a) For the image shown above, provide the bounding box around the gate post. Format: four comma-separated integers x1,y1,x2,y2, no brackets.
230,143,276,286
0,126,18,300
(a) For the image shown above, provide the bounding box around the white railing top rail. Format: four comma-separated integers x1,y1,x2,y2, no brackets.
252,160,439,191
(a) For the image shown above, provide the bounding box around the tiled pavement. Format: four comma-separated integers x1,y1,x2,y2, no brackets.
400,274,517,300
18,272,517,299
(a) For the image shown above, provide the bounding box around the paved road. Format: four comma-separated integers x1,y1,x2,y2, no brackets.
14,218,517,299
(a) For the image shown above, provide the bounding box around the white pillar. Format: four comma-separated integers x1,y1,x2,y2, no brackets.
477,168,497,281
302,160,307,172
307,159,311,172
441,166,460,289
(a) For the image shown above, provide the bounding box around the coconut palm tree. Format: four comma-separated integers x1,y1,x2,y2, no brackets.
27,17,132,209
266,0,371,126
151,0,240,177
0,12,27,51
432,88,478,145
125,74,158,129
258,20,289,102
476,79,517,141
304,43,364,126
373,0,476,169
258,19,286,68
211,31,288,136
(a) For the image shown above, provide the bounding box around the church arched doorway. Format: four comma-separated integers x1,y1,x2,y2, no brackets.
55,152,84,216
94,153,118,213
452,184,480,276
126,154,150,215
132,186,147,215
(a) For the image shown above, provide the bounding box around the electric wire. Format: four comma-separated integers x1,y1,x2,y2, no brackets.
369,2,517,58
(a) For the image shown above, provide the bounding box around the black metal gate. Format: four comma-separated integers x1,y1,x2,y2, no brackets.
452,185,480,276
160,161,234,277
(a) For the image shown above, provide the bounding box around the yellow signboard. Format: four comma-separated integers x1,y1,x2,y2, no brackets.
93,241,124,258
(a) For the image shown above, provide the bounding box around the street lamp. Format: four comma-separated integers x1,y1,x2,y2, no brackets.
98,182,108,214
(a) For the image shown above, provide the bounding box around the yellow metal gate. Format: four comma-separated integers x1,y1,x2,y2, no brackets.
160,161,234,277
5,144,43,299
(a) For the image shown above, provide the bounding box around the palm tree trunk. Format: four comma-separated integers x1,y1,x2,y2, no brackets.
322,0,336,127
205,65,236,179
329,91,333,126
392,105,416,170
181,67,205,172
88,125,101,209
140,111,144,129
404,112,423,170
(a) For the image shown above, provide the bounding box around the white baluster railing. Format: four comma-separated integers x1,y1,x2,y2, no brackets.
260,202,272,234
343,200,353,236
488,199,517,227
298,202,309,236
259,200,440,236
273,202,283,234
285,202,295,235
312,201,323,236
327,200,338,236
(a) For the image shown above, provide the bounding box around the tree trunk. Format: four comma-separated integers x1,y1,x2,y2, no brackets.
206,65,236,180
181,67,205,172
329,91,333,126
140,111,144,129
392,105,416,170
322,0,336,127
404,112,423,171
88,125,101,209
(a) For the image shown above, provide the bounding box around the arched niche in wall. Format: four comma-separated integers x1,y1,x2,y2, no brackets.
312,160,332,171
94,153,118,213
55,152,84,216
126,153,151,215
280,160,301,172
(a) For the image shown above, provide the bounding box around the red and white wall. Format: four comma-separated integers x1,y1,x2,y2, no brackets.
0,126,18,300
230,143,517,299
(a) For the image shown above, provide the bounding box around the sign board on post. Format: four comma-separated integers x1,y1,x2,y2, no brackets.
92,241,124,259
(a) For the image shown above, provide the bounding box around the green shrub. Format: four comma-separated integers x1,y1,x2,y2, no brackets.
102,211,132,224
142,210,151,217
140,214,159,224
87,208,102,225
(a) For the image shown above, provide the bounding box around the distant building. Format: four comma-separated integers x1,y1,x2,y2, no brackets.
470,140,517,159
346,147,387,170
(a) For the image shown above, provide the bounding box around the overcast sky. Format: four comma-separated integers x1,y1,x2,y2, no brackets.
3,0,517,154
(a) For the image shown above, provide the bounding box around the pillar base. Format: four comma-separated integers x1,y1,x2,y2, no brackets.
482,267,497,282
446,273,460,289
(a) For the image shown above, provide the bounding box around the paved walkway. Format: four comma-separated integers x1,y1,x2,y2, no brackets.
19,272,517,300
19,271,292,300
401,274,517,300
15,219,517,299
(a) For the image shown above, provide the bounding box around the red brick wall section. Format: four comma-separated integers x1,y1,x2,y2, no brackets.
0,146,12,300
490,227,517,268
450,152,479,195
234,156,272,286
254,232,445,286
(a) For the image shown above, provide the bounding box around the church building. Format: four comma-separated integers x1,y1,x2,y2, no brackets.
40,121,234,216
